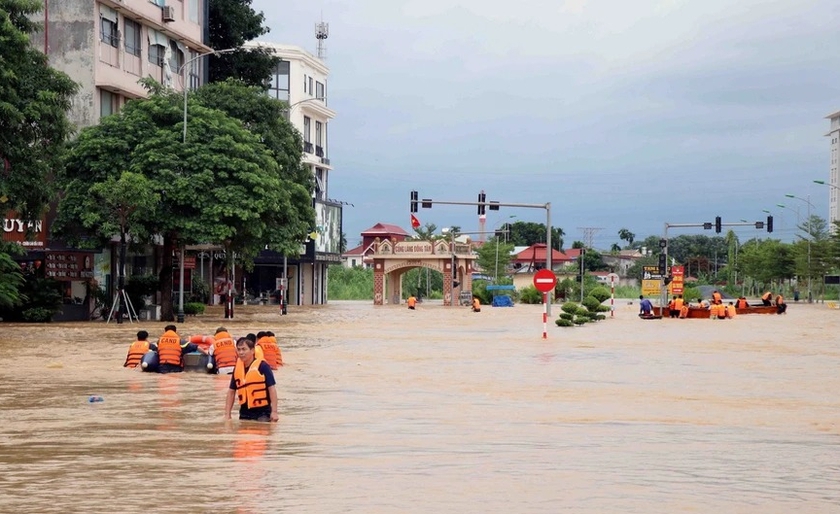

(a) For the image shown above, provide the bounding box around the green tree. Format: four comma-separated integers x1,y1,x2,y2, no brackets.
410,222,439,241
618,228,635,247
0,0,78,220
475,239,514,280
508,221,564,249
55,87,311,320
208,0,279,87
0,242,25,308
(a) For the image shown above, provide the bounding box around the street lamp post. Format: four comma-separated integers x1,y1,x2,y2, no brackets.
785,193,814,302
493,215,516,282
175,45,269,322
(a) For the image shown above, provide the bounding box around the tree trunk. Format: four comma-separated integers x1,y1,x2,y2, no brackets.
159,234,175,321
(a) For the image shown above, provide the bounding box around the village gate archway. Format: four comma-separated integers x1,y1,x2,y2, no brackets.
370,238,476,306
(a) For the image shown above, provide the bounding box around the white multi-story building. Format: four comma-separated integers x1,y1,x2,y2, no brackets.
246,41,340,306
826,110,840,227
32,0,211,127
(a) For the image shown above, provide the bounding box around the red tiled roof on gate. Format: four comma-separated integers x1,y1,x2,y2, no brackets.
361,223,410,237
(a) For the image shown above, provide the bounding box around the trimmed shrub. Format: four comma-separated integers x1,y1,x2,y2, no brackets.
589,286,611,303
183,302,205,315
561,302,579,314
22,307,55,323
597,304,611,313
555,318,574,327
582,295,601,312
573,317,587,325
519,285,542,304
595,314,606,320
575,306,589,317
559,312,574,321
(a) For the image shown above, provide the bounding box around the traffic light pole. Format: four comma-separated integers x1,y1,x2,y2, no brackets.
411,193,553,315
661,219,772,317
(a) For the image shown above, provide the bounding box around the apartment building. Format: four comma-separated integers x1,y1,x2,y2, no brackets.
826,110,840,227
245,41,340,306
31,0,211,128
13,1,211,318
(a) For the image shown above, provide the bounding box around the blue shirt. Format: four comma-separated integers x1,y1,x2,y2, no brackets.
639,298,653,314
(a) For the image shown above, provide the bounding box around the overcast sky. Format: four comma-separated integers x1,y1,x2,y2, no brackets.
253,0,840,249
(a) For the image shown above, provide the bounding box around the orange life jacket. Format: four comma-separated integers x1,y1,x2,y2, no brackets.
668,299,675,310
158,330,183,367
233,358,269,409
726,305,737,318
679,305,689,318
712,292,722,305
776,295,785,305
256,337,281,370
736,298,749,309
124,340,150,368
212,331,237,369
674,298,684,310
473,298,481,310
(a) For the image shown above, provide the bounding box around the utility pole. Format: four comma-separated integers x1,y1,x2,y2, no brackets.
577,227,604,249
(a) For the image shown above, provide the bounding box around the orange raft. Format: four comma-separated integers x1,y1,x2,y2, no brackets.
188,334,215,351
652,305,778,319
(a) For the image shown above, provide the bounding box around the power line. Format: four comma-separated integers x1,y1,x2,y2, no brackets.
577,227,604,249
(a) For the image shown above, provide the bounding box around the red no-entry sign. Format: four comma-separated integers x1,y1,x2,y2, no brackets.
533,269,557,293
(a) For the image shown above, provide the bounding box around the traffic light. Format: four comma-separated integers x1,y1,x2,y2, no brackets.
477,192,486,215
410,190,418,213
767,215,773,233
715,216,722,233
488,201,500,211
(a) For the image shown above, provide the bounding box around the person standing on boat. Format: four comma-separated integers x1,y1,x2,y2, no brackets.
638,295,653,317
761,291,773,306
124,330,156,368
209,327,237,375
225,338,279,422
776,294,787,314
157,325,207,374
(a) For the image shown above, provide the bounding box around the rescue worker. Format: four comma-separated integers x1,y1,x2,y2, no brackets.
124,330,156,368
736,297,750,309
673,295,685,318
472,296,481,312
209,326,237,375
726,301,737,319
776,293,787,314
668,297,677,318
157,325,207,374
678,302,689,319
225,337,279,422
407,295,417,310
761,291,773,306
255,331,282,370
712,290,722,305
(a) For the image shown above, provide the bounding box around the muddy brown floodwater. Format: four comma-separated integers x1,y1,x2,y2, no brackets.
0,300,838,513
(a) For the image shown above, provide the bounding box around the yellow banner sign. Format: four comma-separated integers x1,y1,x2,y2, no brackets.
642,279,660,297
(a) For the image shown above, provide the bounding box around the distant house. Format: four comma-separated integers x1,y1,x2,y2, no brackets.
510,244,574,272
601,249,644,277
340,223,411,268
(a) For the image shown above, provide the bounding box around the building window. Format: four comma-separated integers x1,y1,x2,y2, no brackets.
315,121,322,147
149,44,165,66
188,50,201,90
316,81,325,100
303,74,307,93
100,89,117,118
124,19,141,56
309,76,314,96
149,0,165,6
169,40,184,74
268,60,290,102
100,7,119,48
303,116,311,143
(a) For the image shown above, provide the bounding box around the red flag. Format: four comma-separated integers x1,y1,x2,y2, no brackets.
410,213,421,229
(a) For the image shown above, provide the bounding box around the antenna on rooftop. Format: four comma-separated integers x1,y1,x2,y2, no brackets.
315,17,329,60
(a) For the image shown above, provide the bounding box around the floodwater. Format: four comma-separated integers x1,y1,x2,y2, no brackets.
0,300,838,513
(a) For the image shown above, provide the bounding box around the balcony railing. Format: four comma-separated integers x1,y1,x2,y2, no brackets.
315,145,324,157
303,142,313,154
320,157,330,166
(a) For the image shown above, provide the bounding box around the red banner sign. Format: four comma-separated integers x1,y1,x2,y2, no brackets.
44,252,94,281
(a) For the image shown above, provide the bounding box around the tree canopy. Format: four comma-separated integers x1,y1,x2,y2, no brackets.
0,0,77,220
207,0,279,87
54,86,313,319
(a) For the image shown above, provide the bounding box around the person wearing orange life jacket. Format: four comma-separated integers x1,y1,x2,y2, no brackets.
225,337,279,422
761,291,773,306
209,326,237,375
776,294,787,314
472,296,481,312
726,302,737,319
712,290,722,305
124,330,156,368
157,324,207,374
679,303,689,319
736,297,750,309
255,331,283,370
407,295,417,310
